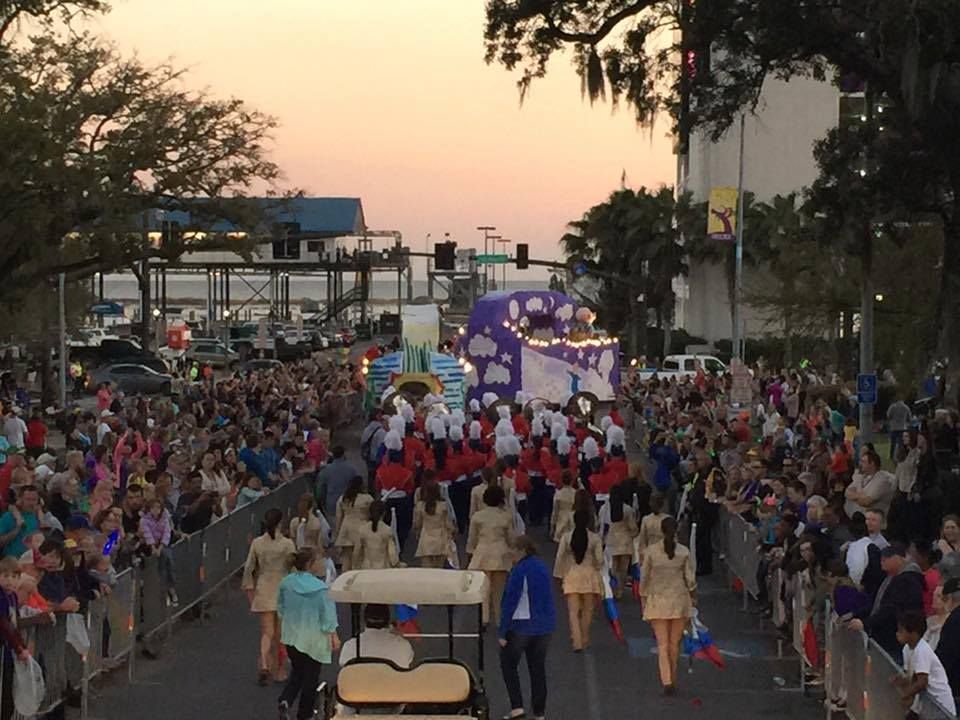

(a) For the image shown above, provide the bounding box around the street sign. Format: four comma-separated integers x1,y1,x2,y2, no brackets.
730,359,752,405
475,253,509,264
89,301,124,316
857,373,878,404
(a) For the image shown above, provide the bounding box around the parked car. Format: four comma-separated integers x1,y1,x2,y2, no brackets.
185,340,239,369
90,363,173,395
637,354,727,381
78,328,121,347
237,358,284,373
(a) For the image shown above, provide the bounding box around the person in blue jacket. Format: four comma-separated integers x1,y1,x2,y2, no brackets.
277,547,340,720
649,432,681,499
498,536,556,720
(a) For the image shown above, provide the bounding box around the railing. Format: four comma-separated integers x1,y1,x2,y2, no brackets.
720,507,958,720
2,474,313,719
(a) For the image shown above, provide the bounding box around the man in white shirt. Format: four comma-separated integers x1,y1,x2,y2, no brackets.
865,509,890,550
97,409,114,445
844,447,896,518
897,610,957,718
338,604,414,668
2,407,27,449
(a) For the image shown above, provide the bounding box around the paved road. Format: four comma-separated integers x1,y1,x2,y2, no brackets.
85,529,823,720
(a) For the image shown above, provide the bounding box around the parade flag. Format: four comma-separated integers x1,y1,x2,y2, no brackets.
707,186,738,241
601,553,625,643
395,604,420,637
629,538,643,604
683,611,725,669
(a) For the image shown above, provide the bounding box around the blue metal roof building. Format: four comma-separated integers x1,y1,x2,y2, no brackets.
145,197,366,237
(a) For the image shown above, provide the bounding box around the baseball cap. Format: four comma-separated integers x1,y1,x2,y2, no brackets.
880,542,907,559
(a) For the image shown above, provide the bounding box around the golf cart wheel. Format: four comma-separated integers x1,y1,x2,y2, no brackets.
473,692,490,720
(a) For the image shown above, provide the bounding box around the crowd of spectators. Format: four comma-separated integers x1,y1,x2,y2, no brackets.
0,356,360,718
620,362,960,713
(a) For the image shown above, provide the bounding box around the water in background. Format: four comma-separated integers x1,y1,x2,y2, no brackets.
100,273,550,305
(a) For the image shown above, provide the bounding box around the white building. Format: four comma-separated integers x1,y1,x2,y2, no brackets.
678,76,840,342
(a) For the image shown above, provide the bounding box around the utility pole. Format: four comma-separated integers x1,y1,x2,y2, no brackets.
497,238,512,289
476,225,497,293
58,273,66,408
858,88,876,442
732,114,746,361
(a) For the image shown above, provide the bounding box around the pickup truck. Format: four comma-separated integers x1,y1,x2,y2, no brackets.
637,354,727,381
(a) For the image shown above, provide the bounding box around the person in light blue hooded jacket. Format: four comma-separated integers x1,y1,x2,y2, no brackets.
277,547,340,720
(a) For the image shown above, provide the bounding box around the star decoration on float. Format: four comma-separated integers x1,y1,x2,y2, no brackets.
500,352,513,365
483,326,492,335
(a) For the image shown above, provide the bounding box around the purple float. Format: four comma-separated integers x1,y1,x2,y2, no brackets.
459,290,620,404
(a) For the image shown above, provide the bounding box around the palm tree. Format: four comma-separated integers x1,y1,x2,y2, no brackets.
561,186,690,357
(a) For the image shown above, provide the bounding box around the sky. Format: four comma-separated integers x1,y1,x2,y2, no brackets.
92,0,676,278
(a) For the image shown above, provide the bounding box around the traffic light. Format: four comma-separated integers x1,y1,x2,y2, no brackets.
516,243,529,269
435,241,456,270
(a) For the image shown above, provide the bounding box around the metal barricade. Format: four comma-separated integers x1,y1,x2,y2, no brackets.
721,508,761,598
772,568,788,628
791,573,807,661
107,569,137,661
828,623,869,720
201,514,232,591
138,555,169,638
84,598,108,679
170,532,205,615
865,640,908,720
228,501,257,574
12,618,69,719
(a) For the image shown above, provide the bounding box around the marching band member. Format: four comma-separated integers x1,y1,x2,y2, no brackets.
334,476,374,572
352,499,400,569
375,430,415,554
550,468,577,542
604,484,639,599
446,422,480,533
511,391,531,441
522,416,551,526
554,508,604,652
468,419,490,455
580,437,604,497
467,484,517,628
413,476,457,569
400,404,433,475
544,430,577,491
479,393,498,437
471,466,500,519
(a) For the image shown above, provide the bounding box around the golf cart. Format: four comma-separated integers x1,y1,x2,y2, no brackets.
324,568,490,719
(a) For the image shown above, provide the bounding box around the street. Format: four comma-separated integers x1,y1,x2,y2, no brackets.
86,536,821,720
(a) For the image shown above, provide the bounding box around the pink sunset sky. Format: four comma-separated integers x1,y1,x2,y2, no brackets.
93,1,676,276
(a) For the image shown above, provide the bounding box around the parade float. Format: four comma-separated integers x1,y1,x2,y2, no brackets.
458,290,620,405
363,303,467,410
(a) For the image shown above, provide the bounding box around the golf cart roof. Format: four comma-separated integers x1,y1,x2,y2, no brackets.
329,569,487,606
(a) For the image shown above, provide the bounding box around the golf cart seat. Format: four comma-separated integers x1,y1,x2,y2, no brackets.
336,658,474,711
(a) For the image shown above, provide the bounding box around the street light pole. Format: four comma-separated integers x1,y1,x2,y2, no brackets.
497,238,512,290
425,233,432,278
476,225,496,294
58,273,66,408
732,113,746,362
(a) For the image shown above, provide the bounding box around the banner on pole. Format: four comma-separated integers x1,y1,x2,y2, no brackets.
707,186,738,241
